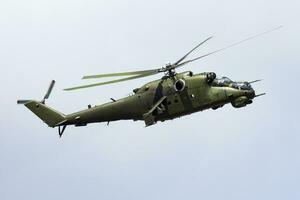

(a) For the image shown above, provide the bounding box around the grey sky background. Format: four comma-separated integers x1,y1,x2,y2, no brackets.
1,0,300,199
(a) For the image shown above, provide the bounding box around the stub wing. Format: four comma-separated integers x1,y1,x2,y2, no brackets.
143,96,167,127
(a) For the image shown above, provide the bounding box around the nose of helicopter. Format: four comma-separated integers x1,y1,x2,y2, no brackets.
245,88,255,99
227,81,255,99
236,81,255,99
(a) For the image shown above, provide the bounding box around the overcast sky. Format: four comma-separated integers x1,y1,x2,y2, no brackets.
1,0,300,199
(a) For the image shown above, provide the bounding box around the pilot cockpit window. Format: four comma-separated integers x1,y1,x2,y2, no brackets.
232,82,252,90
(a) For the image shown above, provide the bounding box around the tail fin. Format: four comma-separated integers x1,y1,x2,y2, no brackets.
18,80,66,127
24,101,66,127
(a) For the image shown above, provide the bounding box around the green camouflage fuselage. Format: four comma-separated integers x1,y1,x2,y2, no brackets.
58,71,255,127
23,71,255,130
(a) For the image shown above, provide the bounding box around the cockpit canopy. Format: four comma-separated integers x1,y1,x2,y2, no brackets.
212,77,232,87
231,82,252,90
212,77,252,90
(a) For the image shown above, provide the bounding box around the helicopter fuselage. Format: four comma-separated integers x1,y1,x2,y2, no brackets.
64,71,255,127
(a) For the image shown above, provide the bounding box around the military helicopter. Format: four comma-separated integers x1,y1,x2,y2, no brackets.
18,27,280,137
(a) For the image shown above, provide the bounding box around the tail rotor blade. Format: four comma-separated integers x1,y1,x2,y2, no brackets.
18,80,56,105
43,80,55,100
17,100,31,104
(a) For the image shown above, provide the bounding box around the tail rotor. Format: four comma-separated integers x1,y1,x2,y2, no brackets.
41,80,55,104
17,80,56,105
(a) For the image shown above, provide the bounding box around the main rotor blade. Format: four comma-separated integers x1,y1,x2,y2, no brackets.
43,80,55,100
176,26,282,68
82,69,159,79
173,36,213,66
64,72,157,91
